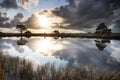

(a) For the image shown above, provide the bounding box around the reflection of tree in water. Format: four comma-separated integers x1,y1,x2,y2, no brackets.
16,25,29,45
94,39,110,51
17,37,28,45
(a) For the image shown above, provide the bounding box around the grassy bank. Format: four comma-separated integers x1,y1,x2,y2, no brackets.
0,52,120,80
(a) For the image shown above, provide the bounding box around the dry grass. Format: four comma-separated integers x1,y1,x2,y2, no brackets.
0,52,120,80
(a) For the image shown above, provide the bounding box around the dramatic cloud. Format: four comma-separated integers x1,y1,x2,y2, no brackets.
0,0,120,31
110,0,120,10
35,0,120,31
0,12,11,28
0,0,120,71
52,39,120,71
0,38,67,67
0,0,18,9
11,13,24,26
111,18,120,33
25,11,64,29
25,38,120,71
0,37,120,71
21,0,39,9
0,12,24,28
1,0,120,31
0,0,39,9
25,14,39,29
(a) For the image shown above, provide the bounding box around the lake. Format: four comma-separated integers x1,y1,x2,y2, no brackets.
0,37,120,71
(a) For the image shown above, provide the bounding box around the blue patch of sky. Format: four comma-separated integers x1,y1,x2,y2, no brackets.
30,0,68,15
0,0,67,19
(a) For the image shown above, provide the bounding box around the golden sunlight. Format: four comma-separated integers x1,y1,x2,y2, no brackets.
38,15,52,28
30,38,64,56
36,12,63,28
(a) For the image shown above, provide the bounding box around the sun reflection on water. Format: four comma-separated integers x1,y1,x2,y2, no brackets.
28,38,64,56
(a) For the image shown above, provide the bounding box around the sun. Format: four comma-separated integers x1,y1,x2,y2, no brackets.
38,15,52,28
37,13,63,29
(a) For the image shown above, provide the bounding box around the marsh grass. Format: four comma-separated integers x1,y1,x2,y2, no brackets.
0,52,120,80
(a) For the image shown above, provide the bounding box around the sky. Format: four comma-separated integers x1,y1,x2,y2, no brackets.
0,0,120,71
0,0,67,19
0,0,120,32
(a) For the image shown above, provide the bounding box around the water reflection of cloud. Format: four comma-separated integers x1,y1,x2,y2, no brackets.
108,40,120,62
51,39,120,70
0,38,120,71
0,38,67,67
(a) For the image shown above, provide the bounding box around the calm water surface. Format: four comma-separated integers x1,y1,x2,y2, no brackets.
0,38,120,70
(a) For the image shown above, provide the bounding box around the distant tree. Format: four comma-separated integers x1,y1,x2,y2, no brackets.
53,30,60,34
95,23,112,34
16,25,27,33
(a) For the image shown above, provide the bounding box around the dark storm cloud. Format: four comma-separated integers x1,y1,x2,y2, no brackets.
0,0,39,9
41,0,120,30
0,0,18,9
112,19,120,33
110,0,120,9
53,39,120,71
0,12,39,29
